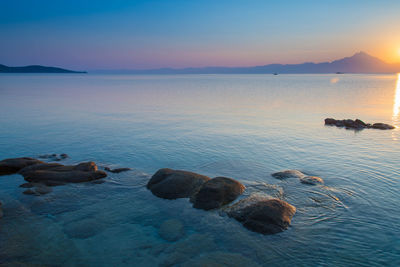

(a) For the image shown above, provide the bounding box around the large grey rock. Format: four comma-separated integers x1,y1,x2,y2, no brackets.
147,168,210,199
158,219,185,242
227,196,296,235
191,177,245,210
21,161,107,183
0,157,43,175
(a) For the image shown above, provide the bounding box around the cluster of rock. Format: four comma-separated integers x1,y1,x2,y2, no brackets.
272,170,324,185
0,157,107,196
147,168,296,235
324,118,395,130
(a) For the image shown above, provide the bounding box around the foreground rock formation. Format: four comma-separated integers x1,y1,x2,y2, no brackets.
190,177,245,210
147,168,296,235
147,168,210,199
324,118,395,130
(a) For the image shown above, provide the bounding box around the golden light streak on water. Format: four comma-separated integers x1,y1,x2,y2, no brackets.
391,74,400,140
392,74,400,118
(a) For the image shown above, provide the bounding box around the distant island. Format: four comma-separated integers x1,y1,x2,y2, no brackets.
96,52,400,74
0,64,86,73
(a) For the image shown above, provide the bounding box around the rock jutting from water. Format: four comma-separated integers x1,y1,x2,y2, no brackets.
147,169,297,235
324,118,395,130
147,168,210,199
272,170,324,185
20,161,107,184
0,157,44,175
226,195,296,235
190,177,245,210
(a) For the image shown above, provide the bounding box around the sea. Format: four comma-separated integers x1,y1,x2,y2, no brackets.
0,73,399,266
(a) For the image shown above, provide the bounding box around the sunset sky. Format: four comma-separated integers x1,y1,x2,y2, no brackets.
1,0,400,70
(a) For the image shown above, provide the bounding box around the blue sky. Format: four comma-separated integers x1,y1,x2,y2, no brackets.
1,0,400,70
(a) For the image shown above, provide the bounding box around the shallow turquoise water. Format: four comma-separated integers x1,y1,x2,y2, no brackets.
0,74,399,266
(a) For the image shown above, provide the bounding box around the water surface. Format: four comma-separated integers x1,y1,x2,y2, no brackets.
0,74,399,266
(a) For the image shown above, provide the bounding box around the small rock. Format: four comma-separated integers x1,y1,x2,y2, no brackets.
191,177,245,210
104,167,131,173
272,170,305,179
38,153,69,161
300,176,324,185
371,123,395,130
19,182,35,188
147,168,210,199
158,219,185,242
23,189,40,196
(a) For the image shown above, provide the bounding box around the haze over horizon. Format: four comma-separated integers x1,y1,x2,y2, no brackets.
1,0,400,70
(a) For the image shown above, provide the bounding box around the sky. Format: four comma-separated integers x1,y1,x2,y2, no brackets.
1,0,400,70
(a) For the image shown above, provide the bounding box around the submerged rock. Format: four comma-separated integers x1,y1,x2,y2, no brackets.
324,118,394,130
227,196,296,235
0,202,3,218
21,161,107,184
147,168,210,199
104,167,131,173
158,219,185,242
22,183,52,196
191,177,245,210
300,176,324,185
63,218,106,239
0,157,43,175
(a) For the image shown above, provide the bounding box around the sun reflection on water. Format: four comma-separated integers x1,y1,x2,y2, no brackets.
391,74,400,140
393,74,400,119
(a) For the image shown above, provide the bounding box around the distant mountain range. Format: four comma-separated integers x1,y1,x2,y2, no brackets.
98,52,400,74
0,64,86,73
2,52,399,74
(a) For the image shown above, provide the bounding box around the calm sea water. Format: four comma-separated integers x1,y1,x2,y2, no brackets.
0,74,399,266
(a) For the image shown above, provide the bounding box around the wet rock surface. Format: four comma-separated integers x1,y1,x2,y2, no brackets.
324,118,394,130
227,197,296,235
190,177,245,210
147,168,210,199
0,157,44,175
21,162,107,184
